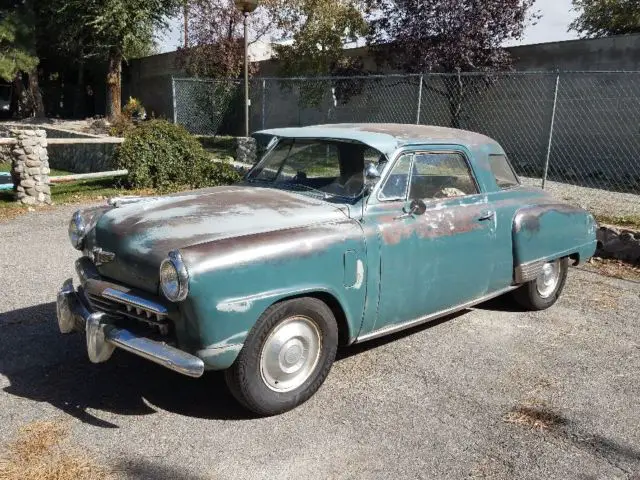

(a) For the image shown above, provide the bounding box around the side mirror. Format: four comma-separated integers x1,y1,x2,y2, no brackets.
395,199,427,220
408,199,427,216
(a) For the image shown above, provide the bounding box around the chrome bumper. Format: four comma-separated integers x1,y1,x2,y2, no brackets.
56,278,205,378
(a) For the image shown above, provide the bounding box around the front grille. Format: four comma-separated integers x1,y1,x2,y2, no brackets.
85,288,172,335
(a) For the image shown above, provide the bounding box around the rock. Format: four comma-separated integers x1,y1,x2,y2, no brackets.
20,196,36,205
21,179,36,188
28,167,41,175
25,159,41,168
35,184,51,194
596,224,640,265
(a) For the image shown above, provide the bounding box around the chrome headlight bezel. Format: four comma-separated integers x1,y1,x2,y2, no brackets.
68,210,87,250
160,250,189,302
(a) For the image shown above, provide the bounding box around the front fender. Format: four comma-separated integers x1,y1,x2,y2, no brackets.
177,220,367,370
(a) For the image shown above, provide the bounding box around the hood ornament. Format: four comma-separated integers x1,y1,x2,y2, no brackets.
91,247,115,266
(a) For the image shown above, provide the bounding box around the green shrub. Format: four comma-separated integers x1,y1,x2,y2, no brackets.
115,120,240,192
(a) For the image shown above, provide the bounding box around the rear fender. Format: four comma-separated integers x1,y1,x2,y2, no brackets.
512,203,597,283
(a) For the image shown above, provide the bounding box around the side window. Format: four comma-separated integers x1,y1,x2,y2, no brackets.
379,154,412,200
488,154,520,189
409,152,478,199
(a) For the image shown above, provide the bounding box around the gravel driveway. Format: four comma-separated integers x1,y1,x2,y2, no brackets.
1,204,639,480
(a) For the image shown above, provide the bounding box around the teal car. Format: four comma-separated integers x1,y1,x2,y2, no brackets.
57,124,597,416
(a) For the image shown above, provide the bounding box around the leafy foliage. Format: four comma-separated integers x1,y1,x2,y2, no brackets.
569,0,640,38
0,8,38,82
367,0,537,127
52,0,181,118
368,0,536,73
179,0,276,78
115,120,240,191
272,0,368,77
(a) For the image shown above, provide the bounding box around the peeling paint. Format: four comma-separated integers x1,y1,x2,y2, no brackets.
354,259,365,289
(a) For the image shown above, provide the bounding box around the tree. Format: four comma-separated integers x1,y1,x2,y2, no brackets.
271,0,368,77
569,0,640,38
0,2,43,117
57,0,181,119
367,0,537,127
179,0,275,78
0,10,38,81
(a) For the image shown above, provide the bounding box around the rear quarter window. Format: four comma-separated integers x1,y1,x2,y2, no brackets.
488,154,520,189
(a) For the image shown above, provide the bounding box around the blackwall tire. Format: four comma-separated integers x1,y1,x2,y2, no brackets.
512,257,569,311
224,297,338,416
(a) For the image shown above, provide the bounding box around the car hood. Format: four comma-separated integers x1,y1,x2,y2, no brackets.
90,185,350,293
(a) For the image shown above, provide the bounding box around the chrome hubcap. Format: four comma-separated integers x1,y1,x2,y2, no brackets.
536,260,561,298
260,316,322,392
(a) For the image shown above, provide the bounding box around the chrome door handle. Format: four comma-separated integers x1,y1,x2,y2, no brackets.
478,211,495,221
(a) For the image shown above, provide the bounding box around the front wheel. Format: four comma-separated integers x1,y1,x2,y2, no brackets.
512,257,569,311
224,297,338,416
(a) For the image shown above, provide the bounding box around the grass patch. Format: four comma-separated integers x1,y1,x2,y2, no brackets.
198,135,236,161
0,420,112,480
0,178,155,221
595,214,640,230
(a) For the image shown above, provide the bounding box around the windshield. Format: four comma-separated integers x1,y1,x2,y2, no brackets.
246,138,386,202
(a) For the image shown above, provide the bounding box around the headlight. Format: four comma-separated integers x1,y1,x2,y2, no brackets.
68,211,86,250
160,251,189,302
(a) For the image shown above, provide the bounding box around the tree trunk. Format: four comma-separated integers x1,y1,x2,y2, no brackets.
446,72,464,129
10,74,22,118
74,59,85,118
28,69,45,118
106,48,123,120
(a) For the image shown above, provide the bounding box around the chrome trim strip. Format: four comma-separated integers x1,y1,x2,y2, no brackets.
102,288,169,316
355,286,519,344
104,326,205,378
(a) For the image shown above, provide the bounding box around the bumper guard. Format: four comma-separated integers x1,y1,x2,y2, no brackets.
57,278,205,378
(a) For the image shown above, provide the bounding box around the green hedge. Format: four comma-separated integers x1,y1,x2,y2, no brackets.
115,120,240,192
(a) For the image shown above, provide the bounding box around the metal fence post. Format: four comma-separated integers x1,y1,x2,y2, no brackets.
416,75,424,125
261,79,266,130
171,77,178,124
542,73,560,189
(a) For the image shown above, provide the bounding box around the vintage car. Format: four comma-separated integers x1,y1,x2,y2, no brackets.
57,124,597,415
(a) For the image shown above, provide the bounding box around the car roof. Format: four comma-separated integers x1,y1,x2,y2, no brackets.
255,123,504,158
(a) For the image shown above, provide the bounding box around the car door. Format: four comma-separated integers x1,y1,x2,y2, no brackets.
369,149,498,331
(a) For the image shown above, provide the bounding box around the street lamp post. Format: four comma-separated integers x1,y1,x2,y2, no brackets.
234,0,259,138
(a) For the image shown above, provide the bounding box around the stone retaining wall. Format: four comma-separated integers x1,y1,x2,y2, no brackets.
596,225,640,265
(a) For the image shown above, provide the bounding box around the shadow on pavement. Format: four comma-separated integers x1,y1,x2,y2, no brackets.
0,303,251,428
117,458,208,480
0,293,522,427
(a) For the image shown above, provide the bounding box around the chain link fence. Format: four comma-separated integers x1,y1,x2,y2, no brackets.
172,72,640,215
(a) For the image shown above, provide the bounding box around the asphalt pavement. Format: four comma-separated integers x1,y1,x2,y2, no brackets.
1,204,639,480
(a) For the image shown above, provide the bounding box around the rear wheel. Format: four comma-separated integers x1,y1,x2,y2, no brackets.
512,257,569,311
224,297,338,416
